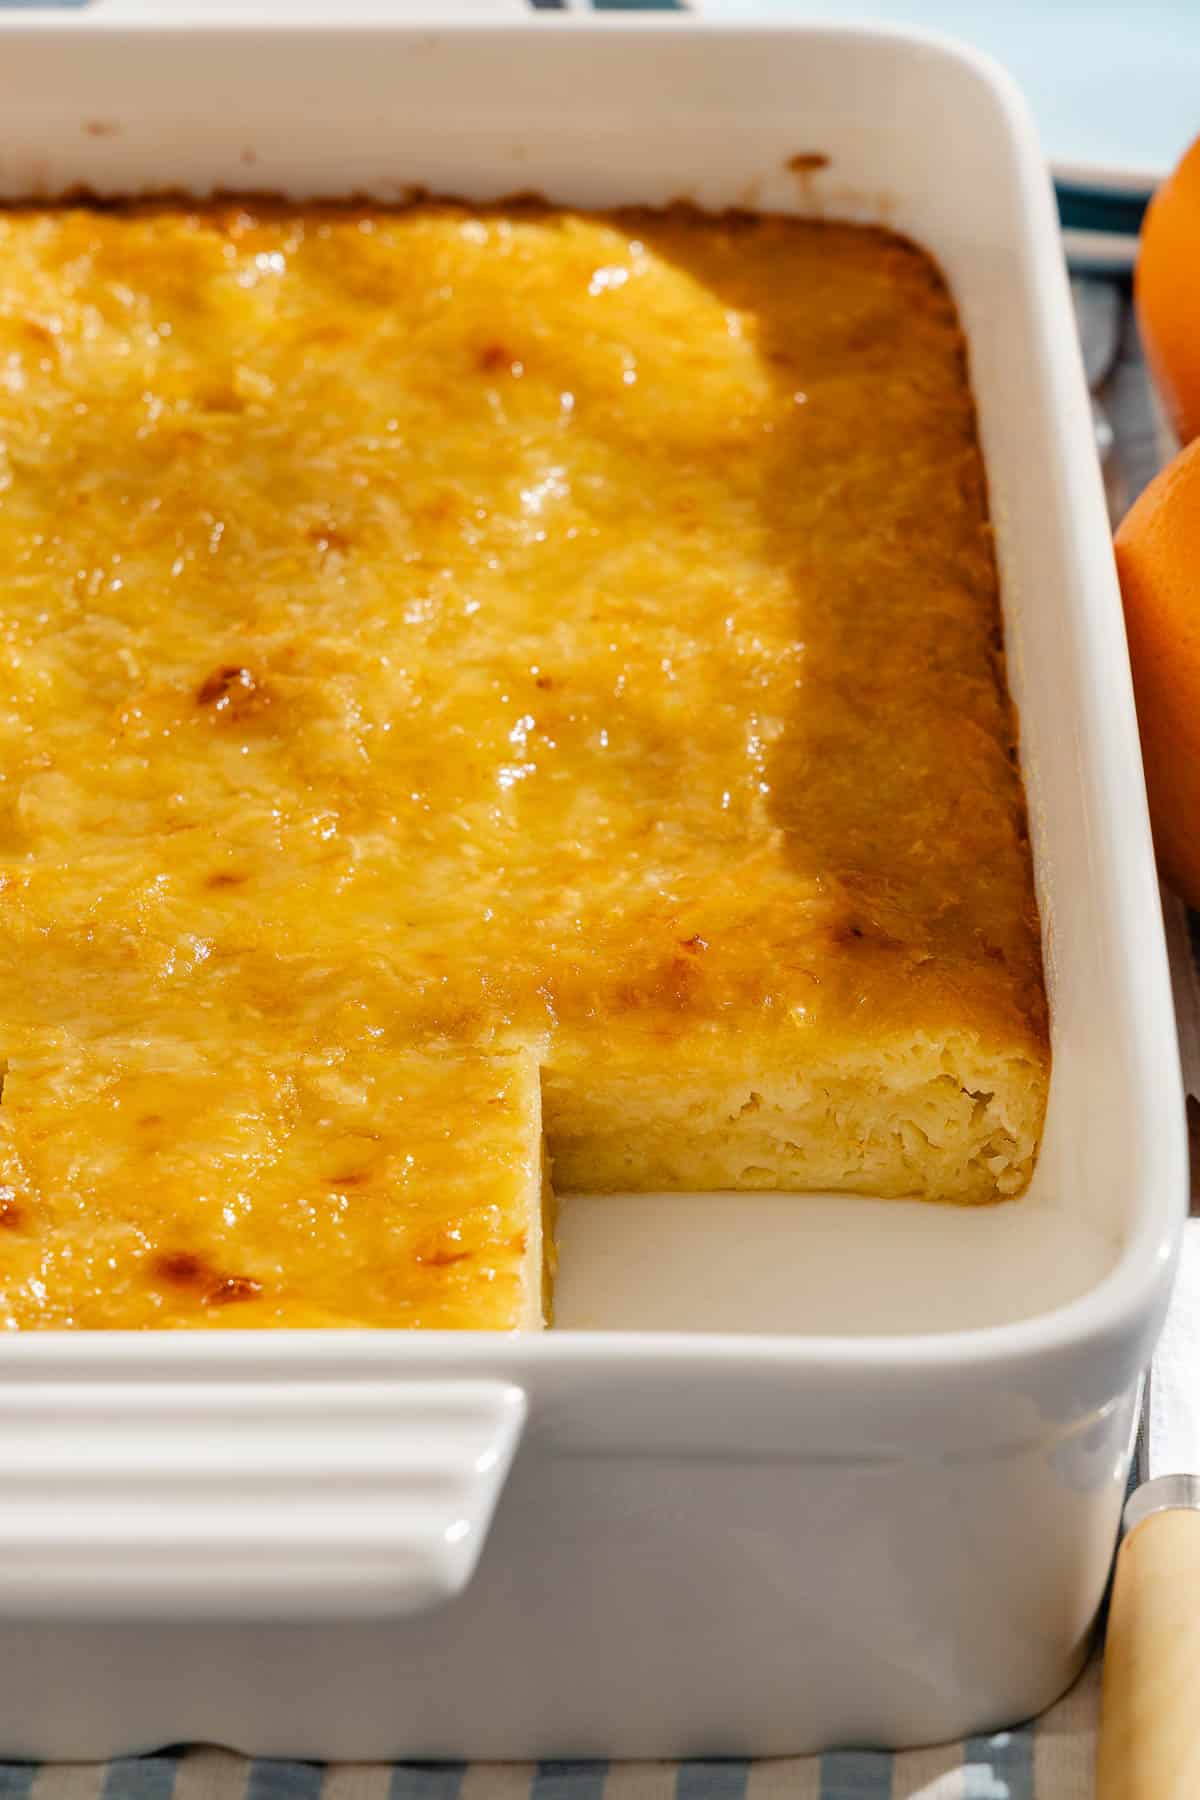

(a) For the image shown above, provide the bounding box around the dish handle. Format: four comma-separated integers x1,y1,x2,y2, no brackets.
0,1376,527,1620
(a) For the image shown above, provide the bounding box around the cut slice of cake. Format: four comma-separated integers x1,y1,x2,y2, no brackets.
0,1035,548,1329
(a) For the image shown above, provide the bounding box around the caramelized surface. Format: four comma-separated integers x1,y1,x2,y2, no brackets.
0,1040,544,1328
0,202,1047,1328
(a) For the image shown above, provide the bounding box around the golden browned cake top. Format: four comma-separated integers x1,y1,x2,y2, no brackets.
0,201,1046,1326
0,1040,544,1329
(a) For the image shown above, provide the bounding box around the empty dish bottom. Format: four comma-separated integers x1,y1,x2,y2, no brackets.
555,1188,1119,1333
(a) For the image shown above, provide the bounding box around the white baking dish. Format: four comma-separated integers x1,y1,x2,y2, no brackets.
0,12,1186,1761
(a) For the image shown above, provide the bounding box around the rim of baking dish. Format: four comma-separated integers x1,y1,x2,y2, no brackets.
0,12,1185,1382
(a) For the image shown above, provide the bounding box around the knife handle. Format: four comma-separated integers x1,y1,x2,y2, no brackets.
1098,1477,1200,1799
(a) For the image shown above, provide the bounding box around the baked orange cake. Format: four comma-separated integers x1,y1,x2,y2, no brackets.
0,201,1048,1329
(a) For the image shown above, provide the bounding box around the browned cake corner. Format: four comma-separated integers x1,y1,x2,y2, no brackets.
0,200,1048,1328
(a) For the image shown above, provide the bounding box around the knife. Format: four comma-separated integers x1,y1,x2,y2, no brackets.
1070,274,1123,468
1097,897,1200,1799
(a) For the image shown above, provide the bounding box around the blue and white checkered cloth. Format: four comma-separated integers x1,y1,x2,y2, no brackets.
0,1683,1104,1800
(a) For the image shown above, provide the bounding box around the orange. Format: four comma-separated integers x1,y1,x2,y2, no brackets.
1114,435,1200,907
1137,133,1200,445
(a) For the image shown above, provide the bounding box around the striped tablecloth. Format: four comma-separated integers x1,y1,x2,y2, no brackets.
0,2,1192,1793
0,1663,1106,1800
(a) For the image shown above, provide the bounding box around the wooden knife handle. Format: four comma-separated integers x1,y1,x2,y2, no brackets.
1098,1481,1200,1799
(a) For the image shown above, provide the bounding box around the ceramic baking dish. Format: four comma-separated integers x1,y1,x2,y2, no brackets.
0,11,1186,1762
